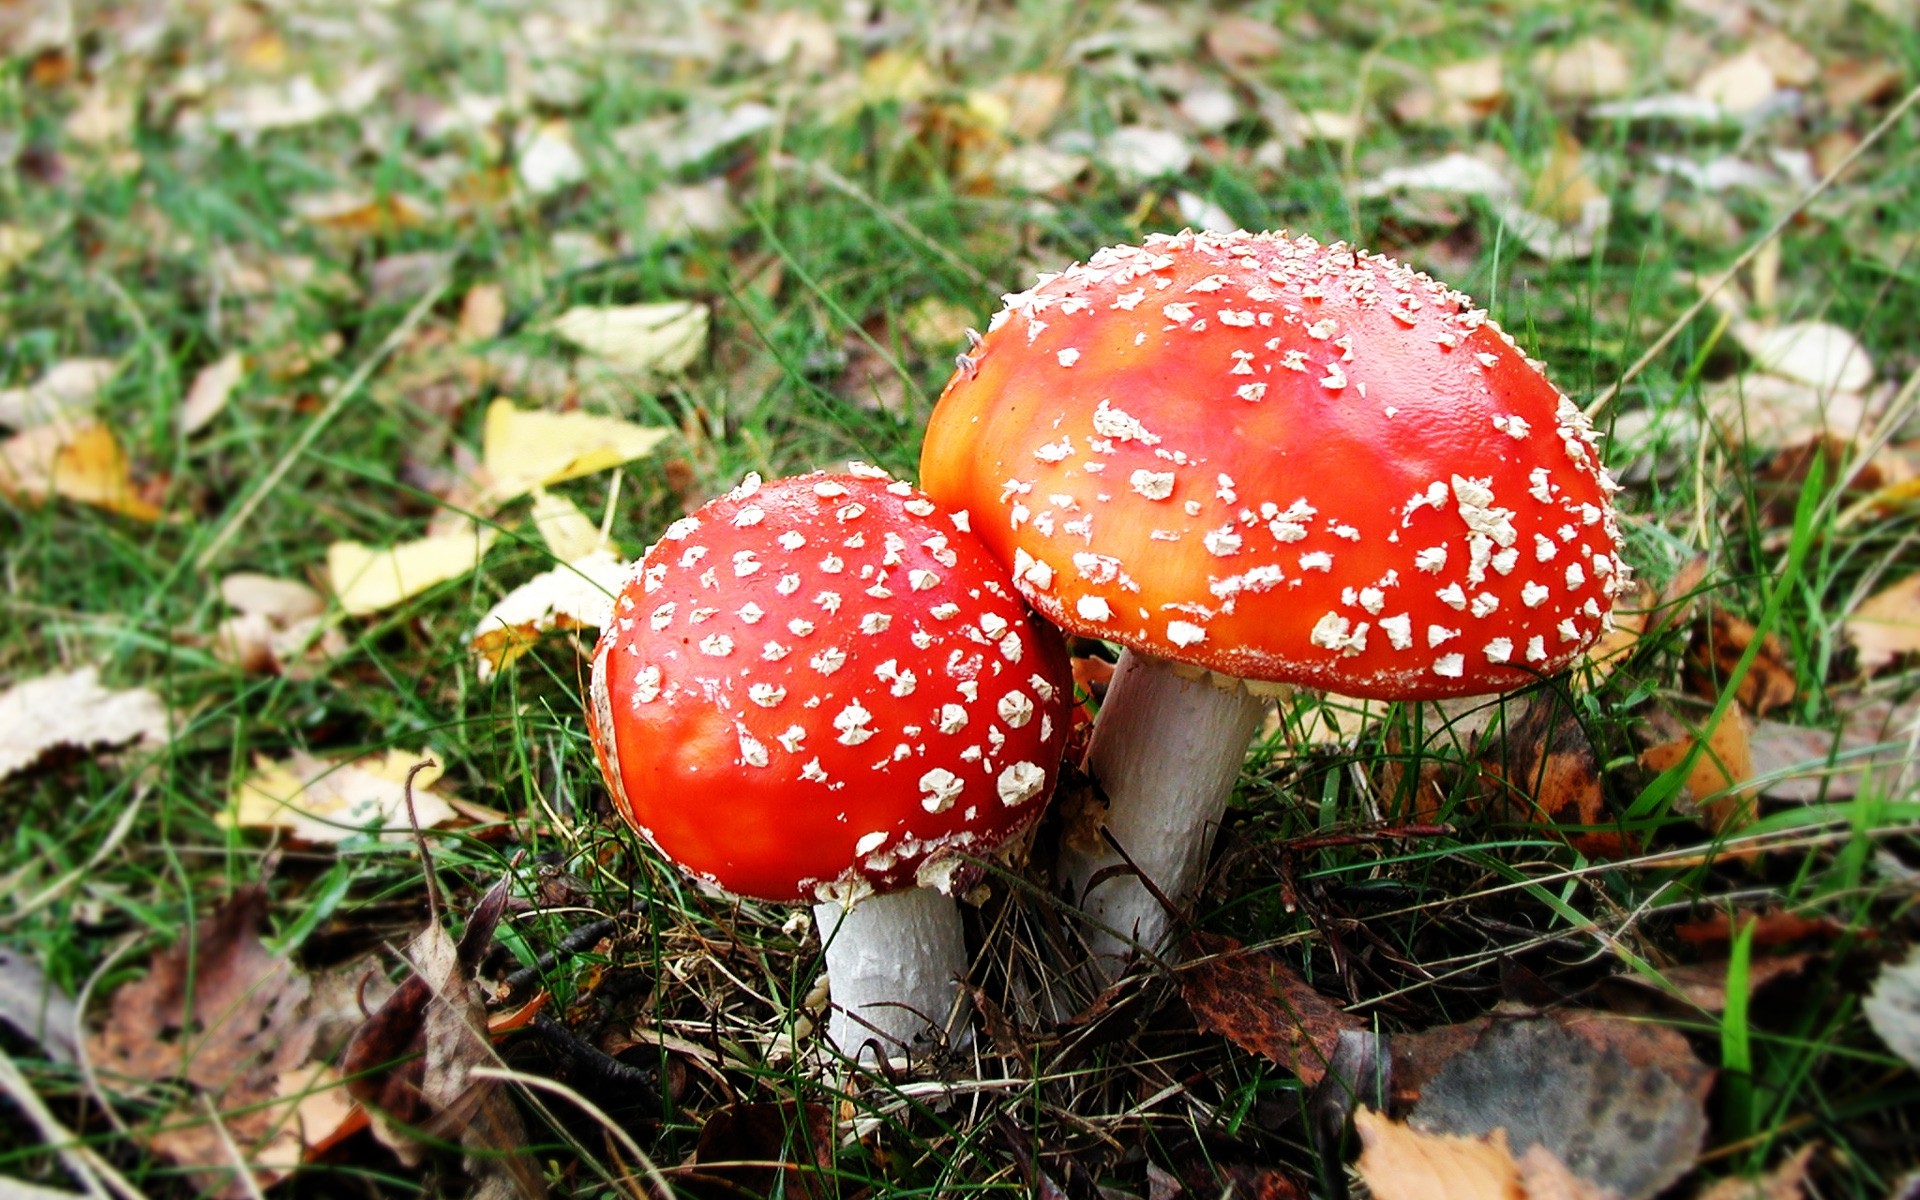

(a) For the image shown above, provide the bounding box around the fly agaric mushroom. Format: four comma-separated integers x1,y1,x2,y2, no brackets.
587,468,1073,1057
920,230,1628,973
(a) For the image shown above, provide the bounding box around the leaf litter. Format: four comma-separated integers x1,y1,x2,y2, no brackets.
86,886,360,1199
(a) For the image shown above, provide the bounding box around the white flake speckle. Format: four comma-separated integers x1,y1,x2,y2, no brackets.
738,730,769,768
1522,581,1550,608
634,665,662,703
1092,399,1160,445
698,634,735,657
919,768,965,812
1380,614,1413,650
1130,470,1176,500
1299,551,1333,572
749,683,787,707
1203,526,1243,556
997,761,1047,806
1484,638,1513,663
1057,348,1080,367
1415,546,1448,573
1433,653,1465,678
1167,620,1207,647
1076,595,1113,621
833,701,875,746
810,646,848,675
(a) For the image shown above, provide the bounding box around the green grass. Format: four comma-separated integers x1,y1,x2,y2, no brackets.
3,0,1919,1196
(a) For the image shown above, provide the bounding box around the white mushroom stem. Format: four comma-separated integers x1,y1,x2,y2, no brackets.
1057,649,1269,978
812,888,968,1059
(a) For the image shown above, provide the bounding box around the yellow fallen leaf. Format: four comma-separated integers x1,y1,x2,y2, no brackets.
480,398,671,503
228,748,457,844
547,301,708,373
1846,573,1920,674
528,488,606,561
0,224,46,279
326,525,498,616
0,420,161,521
1353,1107,1524,1200
0,666,171,781
470,548,630,679
290,190,433,234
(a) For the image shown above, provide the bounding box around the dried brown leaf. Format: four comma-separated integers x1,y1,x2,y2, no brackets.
0,358,117,428
677,1102,835,1200
1845,573,1920,674
1477,693,1630,859
1532,37,1633,102
87,887,351,1199
1688,609,1795,715
342,877,544,1196
1406,1017,1708,1200
1639,703,1757,833
1179,932,1362,1085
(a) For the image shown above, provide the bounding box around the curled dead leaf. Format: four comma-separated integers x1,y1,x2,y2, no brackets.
1179,932,1362,1086
0,666,170,782
1477,692,1629,859
87,888,356,1199
1844,573,1920,674
1688,609,1796,715
1639,702,1757,834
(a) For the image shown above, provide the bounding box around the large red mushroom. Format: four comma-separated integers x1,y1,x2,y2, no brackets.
588,469,1073,1056
920,230,1628,974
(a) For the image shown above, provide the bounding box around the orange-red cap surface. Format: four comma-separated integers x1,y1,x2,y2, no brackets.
920,230,1628,700
588,470,1073,905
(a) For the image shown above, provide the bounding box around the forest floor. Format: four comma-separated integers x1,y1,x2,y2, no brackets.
2,1,1918,1197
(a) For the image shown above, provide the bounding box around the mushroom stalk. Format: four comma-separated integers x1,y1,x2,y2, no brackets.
813,888,968,1059
1058,648,1268,977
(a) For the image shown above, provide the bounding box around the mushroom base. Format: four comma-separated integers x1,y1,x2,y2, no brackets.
813,888,968,1060
1058,649,1269,978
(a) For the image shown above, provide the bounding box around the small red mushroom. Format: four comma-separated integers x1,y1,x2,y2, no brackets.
587,468,1073,1056
919,230,1629,973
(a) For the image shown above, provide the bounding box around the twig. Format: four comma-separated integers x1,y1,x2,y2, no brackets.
1584,81,1920,420
497,917,619,1005
192,277,450,571
402,759,443,928
522,1012,660,1100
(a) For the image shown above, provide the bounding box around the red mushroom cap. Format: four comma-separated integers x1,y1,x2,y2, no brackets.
588,469,1074,905
919,230,1629,701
